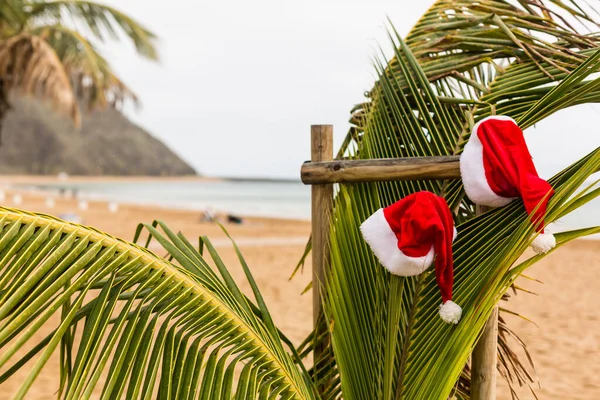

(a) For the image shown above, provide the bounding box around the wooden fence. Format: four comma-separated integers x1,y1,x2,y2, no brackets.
301,125,498,400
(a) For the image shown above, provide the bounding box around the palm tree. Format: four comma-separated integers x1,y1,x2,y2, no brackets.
0,0,157,144
0,1,599,399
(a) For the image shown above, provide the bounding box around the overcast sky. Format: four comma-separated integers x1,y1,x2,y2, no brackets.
98,0,600,180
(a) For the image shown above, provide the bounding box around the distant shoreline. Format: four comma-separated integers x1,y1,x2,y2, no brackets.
0,174,215,184
0,174,311,221
222,177,301,183
0,175,301,185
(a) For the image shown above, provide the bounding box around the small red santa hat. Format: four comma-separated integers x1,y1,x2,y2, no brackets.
360,191,461,324
460,115,555,254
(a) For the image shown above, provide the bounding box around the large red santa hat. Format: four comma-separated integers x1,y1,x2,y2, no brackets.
360,191,461,324
460,115,555,254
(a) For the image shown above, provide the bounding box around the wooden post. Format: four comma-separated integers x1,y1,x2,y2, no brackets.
471,205,498,400
310,125,334,378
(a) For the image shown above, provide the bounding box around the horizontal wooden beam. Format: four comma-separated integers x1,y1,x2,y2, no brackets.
301,156,461,185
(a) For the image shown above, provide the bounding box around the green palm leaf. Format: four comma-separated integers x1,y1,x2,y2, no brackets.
0,1,26,34
0,211,315,399
28,0,157,60
345,0,600,159
319,9,600,398
296,3,600,398
327,140,600,400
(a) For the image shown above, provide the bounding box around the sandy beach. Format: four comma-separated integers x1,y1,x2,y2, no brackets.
0,182,597,399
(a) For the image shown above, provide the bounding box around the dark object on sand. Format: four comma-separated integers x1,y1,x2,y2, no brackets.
227,214,243,224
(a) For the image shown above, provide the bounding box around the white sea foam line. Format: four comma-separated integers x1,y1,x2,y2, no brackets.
146,236,309,250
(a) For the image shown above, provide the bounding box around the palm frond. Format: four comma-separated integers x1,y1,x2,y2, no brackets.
0,0,27,35
0,0,158,126
33,24,138,109
0,211,315,399
318,14,600,398
406,0,600,85
326,145,600,400
28,0,158,60
346,0,600,157
0,33,79,124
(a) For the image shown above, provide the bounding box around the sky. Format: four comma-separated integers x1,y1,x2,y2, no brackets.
97,0,600,180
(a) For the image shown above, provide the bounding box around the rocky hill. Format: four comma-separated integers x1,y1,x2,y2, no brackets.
0,97,197,176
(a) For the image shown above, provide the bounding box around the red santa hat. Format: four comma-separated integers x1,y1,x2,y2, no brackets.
460,115,555,254
360,191,461,324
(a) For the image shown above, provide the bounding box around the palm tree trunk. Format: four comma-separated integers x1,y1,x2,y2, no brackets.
0,79,10,147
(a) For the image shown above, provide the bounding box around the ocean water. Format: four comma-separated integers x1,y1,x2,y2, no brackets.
27,180,313,220
17,179,600,235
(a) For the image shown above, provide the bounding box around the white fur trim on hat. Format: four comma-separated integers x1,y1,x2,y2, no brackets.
439,301,462,324
460,116,518,208
531,232,556,254
360,208,435,276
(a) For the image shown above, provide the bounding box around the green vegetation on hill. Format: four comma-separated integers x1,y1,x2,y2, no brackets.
0,97,196,176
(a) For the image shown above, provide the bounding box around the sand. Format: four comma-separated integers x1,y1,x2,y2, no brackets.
497,242,600,400
0,185,597,399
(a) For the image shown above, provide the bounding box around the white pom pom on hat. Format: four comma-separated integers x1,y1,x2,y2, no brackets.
531,231,556,254
460,116,556,254
439,301,462,325
360,191,462,324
